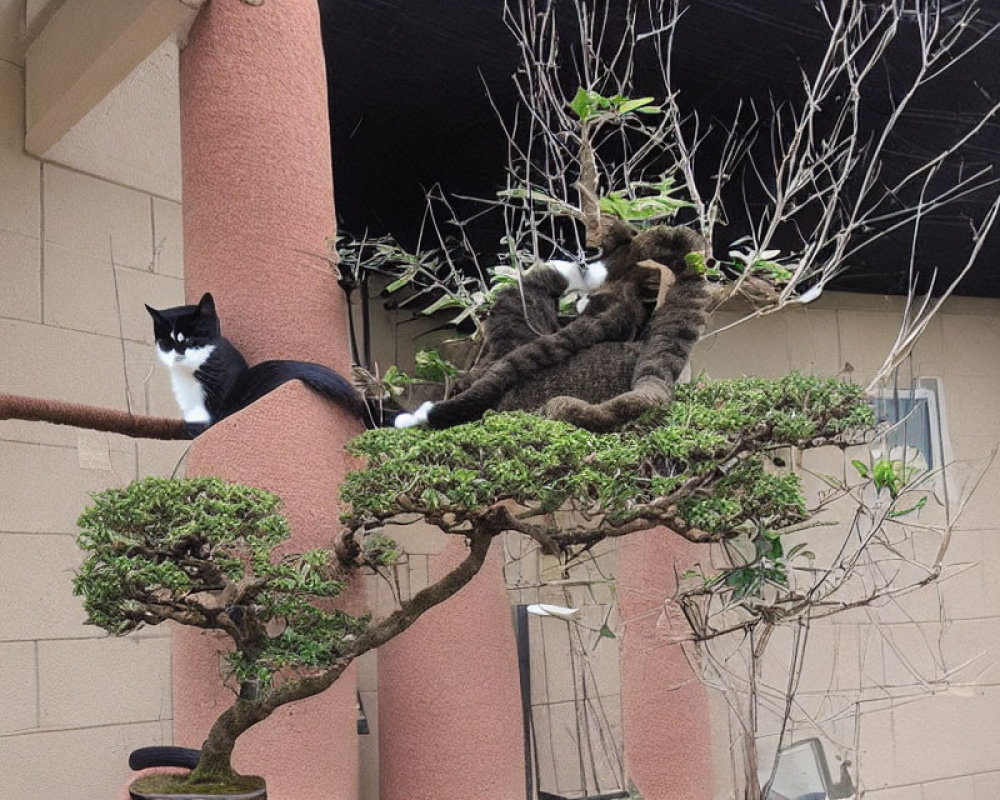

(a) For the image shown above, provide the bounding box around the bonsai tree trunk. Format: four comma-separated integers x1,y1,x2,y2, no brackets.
188,698,266,784
183,528,498,787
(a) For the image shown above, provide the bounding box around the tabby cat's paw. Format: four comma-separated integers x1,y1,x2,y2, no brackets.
549,259,608,292
542,395,591,420
394,401,434,429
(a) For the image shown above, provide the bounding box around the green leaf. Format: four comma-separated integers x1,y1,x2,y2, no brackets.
569,87,596,121
420,294,465,316
385,270,416,293
413,350,458,382
684,252,708,275
851,459,869,478
617,96,656,114
786,542,813,560
889,494,928,518
599,623,616,639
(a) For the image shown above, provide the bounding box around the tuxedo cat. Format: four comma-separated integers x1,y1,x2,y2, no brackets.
146,292,378,436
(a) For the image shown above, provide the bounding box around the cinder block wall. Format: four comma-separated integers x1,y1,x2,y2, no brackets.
694,294,1000,799
0,54,186,798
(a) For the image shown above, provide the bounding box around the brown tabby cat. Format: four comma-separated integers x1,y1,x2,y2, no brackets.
395,218,711,432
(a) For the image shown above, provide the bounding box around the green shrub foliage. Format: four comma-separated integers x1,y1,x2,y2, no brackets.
74,377,872,692
75,477,366,690
342,374,873,535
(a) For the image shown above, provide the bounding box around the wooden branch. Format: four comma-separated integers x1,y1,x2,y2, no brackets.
577,128,602,247
255,524,500,717
0,393,187,440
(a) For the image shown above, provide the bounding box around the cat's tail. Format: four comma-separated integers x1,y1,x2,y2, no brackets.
396,289,642,430
232,360,395,429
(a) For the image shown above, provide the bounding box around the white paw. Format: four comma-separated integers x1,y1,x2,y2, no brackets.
581,258,607,290
394,401,434,429
549,258,607,292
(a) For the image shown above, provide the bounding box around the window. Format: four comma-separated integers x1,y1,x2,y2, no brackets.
870,378,946,472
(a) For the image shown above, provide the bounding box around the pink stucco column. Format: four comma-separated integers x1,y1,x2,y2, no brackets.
618,529,715,799
173,1,360,798
377,538,526,800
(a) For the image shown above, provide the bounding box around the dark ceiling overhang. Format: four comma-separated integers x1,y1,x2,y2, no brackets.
320,0,1000,297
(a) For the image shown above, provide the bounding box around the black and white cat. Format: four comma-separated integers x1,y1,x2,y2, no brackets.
146,292,379,436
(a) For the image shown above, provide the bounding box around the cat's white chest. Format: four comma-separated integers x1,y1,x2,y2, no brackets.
169,370,210,423
158,344,215,423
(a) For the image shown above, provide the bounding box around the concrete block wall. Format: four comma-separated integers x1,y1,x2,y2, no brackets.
693,293,1000,798
0,50,186,799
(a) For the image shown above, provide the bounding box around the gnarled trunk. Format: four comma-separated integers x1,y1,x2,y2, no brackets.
188,697,262,784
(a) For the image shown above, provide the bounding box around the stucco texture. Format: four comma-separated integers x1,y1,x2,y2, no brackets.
168,0,360,798
377,538,527,800
618,529,715,799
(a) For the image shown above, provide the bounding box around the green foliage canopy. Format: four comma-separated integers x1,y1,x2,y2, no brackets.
75,477,366,691
342,374,874,540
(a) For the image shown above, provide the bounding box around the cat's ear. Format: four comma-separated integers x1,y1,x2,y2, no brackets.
197,292,216,315
145,304,166,325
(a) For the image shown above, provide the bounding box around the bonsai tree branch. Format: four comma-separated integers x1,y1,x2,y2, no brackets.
0,392,187,440
187,526,498,782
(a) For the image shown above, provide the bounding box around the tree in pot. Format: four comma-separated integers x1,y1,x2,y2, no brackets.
74,476,498,797
75,374,875,797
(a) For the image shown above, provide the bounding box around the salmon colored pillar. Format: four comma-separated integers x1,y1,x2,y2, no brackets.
618,530,715,799
377,539,526,800
174,1,360,798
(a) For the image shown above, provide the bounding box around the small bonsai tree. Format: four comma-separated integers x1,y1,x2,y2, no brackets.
74,476,498,794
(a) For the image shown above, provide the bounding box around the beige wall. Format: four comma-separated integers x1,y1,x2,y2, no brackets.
694,294,1000,798
0,44,186,798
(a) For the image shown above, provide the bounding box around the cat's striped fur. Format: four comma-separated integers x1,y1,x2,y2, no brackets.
396,221,711,432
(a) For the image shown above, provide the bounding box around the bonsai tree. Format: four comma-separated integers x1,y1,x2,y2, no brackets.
74,477,498,795
343,374,952,800
342,374,874,546
74,374,874,794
